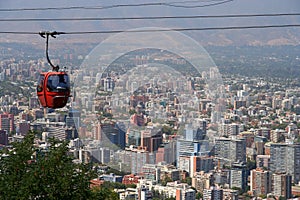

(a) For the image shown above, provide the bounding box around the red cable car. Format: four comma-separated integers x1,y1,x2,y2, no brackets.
37,71,70,109
37,31,71,109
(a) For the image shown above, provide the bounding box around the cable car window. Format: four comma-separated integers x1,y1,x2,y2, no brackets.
37,74,45,92
47,74,70,92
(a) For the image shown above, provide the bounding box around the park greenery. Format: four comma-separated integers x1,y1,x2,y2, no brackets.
0,132,118,200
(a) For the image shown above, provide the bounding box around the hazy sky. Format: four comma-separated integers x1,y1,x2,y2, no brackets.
1,0,300,45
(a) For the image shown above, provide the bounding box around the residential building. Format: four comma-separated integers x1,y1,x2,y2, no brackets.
122,174,142,185
99,173,123,183
270,143,300,183
272,173,292,199
250,168,272,196
203,186,223,200
214,137,246,167
230,163,248,191
141,164,161,182
192,171,214,193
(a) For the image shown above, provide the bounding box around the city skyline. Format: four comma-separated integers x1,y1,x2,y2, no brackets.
0,1,300,199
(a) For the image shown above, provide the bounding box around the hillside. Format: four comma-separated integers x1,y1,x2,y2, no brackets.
0,0,300,46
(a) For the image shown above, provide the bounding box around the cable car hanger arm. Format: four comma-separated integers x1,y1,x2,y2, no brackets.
39,31,65,72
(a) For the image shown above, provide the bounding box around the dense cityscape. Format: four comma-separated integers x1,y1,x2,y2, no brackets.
0,41,300,200
1,0,300,199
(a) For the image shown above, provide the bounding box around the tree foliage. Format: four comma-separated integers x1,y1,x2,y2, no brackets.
0,132,117,200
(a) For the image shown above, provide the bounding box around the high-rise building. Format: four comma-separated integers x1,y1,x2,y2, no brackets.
0,113,14,133
190,156,214,175
230,163,248,191
270,143,300,183
141,130,163,152
126,147,150,174
203,187,223,200
99,122,126,149
218,123,240,136
65,127,78,140
272,173,292,199
177,125,210,168
17,120,30,136
178,155,214,177
250,168,272,196
214,137,246,167
0,130,8,146
176,138,210,167
185,126,206,141
67,109,81,129
156,139,177,164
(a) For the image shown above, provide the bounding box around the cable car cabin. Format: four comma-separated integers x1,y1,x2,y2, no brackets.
37,71,70,109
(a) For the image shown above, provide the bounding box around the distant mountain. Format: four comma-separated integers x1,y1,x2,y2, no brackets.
1,0,300,46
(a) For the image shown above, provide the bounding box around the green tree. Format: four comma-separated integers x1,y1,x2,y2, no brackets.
181,177,192,185
129,109,137,115
196,192,203,200
90,187,119,200
161,176,173,186
259,194,267,199
0,132,116,200
246,158,256,171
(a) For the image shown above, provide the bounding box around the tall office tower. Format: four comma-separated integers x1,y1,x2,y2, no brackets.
250,168,272,196
98,122,126,149
176,139,210,162
0,130,8,145
177,124,210,166
129,148,149,175
192,119,207,136
230,163,248,191
67,109,81,129
141,130,163,152
214,137,246,167
270,143,300,184
185,127,206,142
178,155,214,177
156,139,177,164
272,173,292,199
0,113,14,133
17,120,30,136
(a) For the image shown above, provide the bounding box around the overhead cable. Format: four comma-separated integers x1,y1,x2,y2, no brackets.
0,13,299,22
0,24,300,35
0,0,233,12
